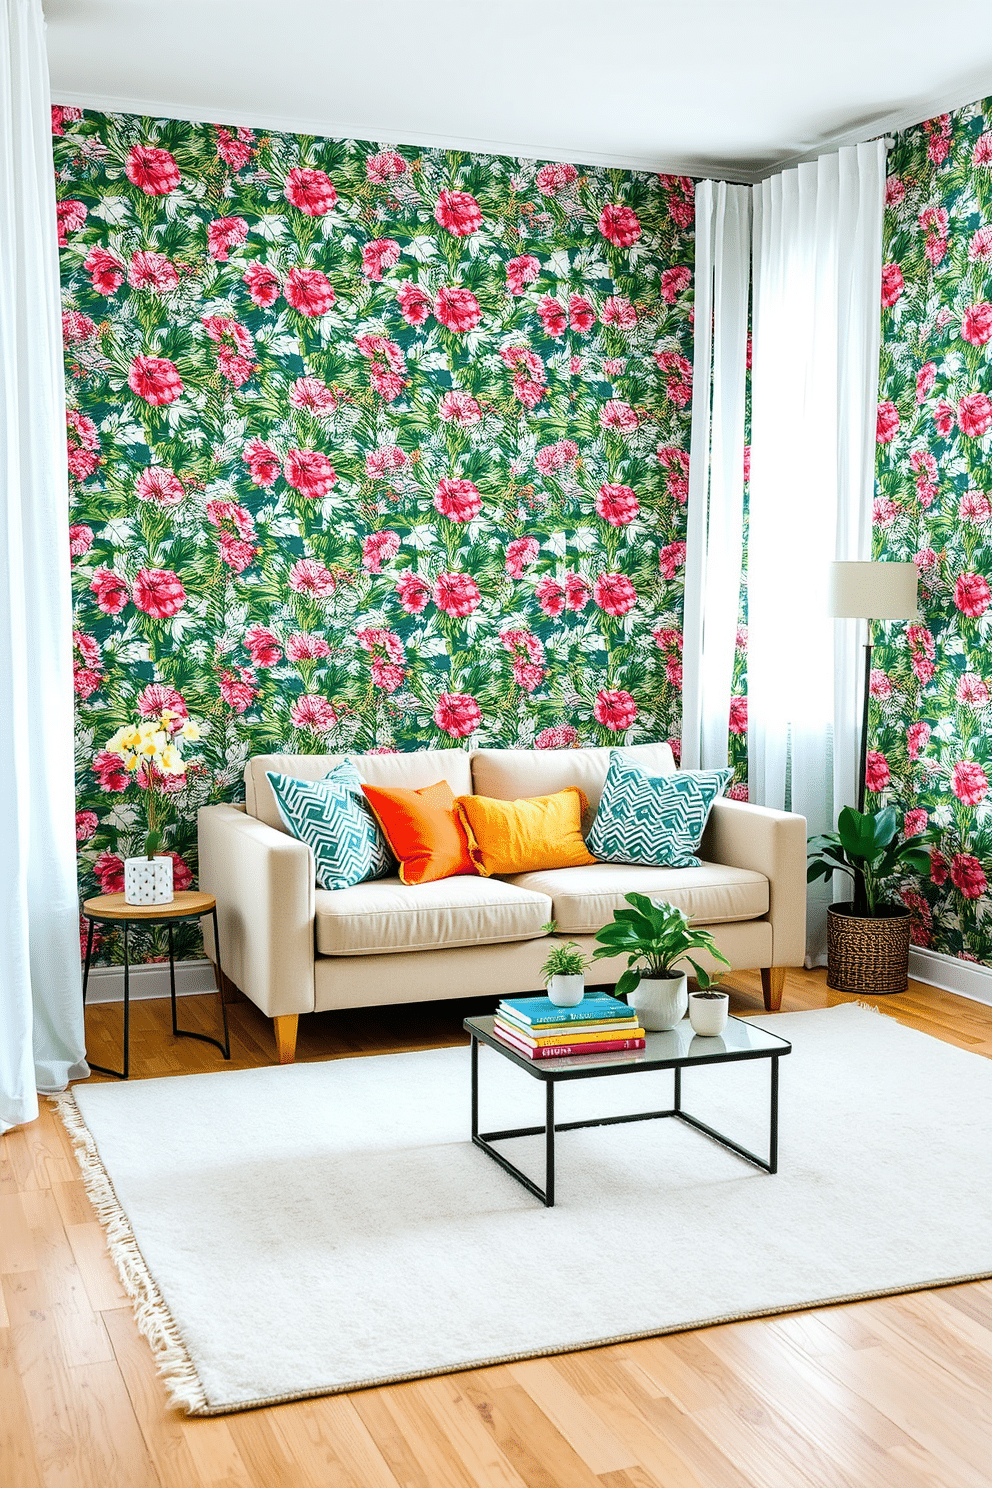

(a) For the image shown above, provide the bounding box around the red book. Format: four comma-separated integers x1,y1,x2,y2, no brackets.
493,1027,647,1060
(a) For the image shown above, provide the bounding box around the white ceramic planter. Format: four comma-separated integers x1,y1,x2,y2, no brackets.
124,854,174,906
547,973,585,1007
628,973,687,1031
688,990,729,1036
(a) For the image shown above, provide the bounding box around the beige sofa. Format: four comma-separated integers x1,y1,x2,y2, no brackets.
198,742,807,1063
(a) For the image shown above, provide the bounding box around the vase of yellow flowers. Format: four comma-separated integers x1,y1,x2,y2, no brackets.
104,708,200,905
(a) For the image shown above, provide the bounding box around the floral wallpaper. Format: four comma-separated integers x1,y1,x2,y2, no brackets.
54,108,695,963
872,95,992,964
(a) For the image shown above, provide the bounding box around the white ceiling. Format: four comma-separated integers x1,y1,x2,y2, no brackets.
45,0,992,182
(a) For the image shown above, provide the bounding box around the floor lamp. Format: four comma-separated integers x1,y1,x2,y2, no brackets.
828,561,919,815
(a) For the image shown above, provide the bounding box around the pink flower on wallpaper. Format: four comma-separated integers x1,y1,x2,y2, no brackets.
136,467,185,506
916,362,936,402
659,541,687,579
395,570,431,614
506,255,539,294
915,548,938,574
565,573,591,612
74,630,100,670
289,376,337,415
501,629,545,692
365,446,407,479
93,750,129,792
929,847,948,886
128,355,183,406
84,246,125,296
924,234,948,266
434,286,482,333
880,263,904,307
950,853,987,899
960,491,992,523
661,267,691,305
535,439,578,474
125,145,181,196
569,355,583,375
68,524,93,558
243,262,281,307
138,683,188,723
885,175,905,207
599,400,638,433
665,657,683,687
357,628,404,664
434,478,482,523
934,401,955,436
94,851,125,894
595,483,639,526
56,199,86,246
535,162,577,195
433,572,481,618
869,669,893,699
911,655,936,684
727,782,749,802
973,133,992,165
537,296,567,337
873,497,899,527
284,167,337,215
215,126,255,170
956,674,990,707
202,315,254,354
729,697,748,734
216,348,254,387
736,624,747,651
952,761,989,806
288,558,336,597
207,216,248,261
864,750,890,793
362,531,400,572
535,724,578,749
90,568,129,616
439,390,482,425
129,251,179,292
62,310,95,343
653,627,682,652
285,632,332,661
602,295,638,327
284,266,335,316
568,293,595,332
958,393,992,437
433,692,482,739
910,450,937,479
366,150,407,183
243,439,281,487
75,810,99,842
593,573,636,616
165,853,194,891
961,302,992,346
434,189,482,236
903,809,928,839
536,577,565,617
876,401,900,443
594,689,638,731
598,204,641,248
208,498,255,540
513,372,544,408
357,629,406,692
397,282,433,326
369,365,406,401
505,537,539,578
968,225,992,262
132,568,186,619
290,693,337,732
906,623,935,659
658,445,690,504
284,448,337,498
900,888,932,947
51,104,82,135
66,409,99,480
955,572,992,617
362,238,401,281
73,662,102,700
371,660,406,693
245,626,282,667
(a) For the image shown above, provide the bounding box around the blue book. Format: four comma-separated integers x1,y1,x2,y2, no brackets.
497,992,632,1026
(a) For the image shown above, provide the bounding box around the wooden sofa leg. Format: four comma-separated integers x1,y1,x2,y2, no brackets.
274,1015,299,1065
760,967,786,1012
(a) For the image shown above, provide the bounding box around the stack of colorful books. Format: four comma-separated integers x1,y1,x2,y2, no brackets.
493,992,645,1059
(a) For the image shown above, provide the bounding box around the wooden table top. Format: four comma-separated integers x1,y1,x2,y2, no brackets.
81,890,216,922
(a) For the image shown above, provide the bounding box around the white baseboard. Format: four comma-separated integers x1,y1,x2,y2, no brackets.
909,947,992,1008
85,959,217,1005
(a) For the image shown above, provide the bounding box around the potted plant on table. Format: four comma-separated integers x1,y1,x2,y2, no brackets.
104,707,200,906
592,894,731,1030
807,804,931,994
539,931,590,1007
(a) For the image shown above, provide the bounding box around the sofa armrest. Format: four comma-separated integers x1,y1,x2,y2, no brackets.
699,797,807,967
198,803,315,1017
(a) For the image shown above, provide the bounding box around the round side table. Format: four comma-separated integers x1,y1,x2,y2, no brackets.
81,891,231,1080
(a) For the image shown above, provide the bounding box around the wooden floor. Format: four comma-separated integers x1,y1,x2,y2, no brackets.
2,970,990,1488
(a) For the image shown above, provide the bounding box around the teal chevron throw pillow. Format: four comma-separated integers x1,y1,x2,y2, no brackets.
586,753,733,869
266,768,394,890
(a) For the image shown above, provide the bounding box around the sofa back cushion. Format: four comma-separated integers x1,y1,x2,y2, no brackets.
470,742,676,818
246,749,474,831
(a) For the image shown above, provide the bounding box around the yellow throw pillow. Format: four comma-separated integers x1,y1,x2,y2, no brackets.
456,789,596,877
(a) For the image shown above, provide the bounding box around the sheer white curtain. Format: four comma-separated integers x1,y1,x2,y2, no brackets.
1,0,88,1132
682,180,751,769
748,140,885,960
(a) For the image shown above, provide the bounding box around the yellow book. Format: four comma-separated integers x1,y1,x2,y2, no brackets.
496,1018,644,1046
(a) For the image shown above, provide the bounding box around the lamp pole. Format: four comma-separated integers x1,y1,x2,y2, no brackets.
857,620,873,817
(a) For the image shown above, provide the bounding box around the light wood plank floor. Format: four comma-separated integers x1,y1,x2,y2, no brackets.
2,970,990,1488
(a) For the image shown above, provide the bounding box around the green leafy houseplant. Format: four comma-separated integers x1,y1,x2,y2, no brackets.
807,805,931,917
592,894,731,1001
539,942,589,981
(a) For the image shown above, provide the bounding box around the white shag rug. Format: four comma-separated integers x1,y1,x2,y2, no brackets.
58,1004,992,1415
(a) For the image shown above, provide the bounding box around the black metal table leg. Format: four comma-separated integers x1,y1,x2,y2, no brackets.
211,907,231,1060
170,910,231,1059
471,1036,479,1140
82,918,94,1004
169,922,178,1036
769,1054,780,1174
545,1080,555,1208
82,915,130,1080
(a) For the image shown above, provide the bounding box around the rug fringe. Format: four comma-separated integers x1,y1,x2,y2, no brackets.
51,1091,208,1415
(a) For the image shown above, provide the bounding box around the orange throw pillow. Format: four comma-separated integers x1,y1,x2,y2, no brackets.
456,789,596,877
360,780,477,885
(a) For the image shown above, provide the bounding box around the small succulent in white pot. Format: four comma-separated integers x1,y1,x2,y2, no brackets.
593,894,730,1031
539,926,590,1007
687,985,730,1036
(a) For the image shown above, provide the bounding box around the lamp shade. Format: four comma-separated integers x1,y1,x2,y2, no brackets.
827,561,918,621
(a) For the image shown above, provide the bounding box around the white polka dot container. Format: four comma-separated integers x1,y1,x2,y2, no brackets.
123,855,174,906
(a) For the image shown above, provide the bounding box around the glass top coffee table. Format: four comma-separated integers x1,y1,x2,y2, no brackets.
465,1013,792,1207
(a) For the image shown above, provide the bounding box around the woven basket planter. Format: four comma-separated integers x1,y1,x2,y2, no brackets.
826,903,912,995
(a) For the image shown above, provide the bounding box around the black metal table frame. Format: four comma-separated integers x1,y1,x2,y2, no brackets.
469,1023,787,1207
82,904,230,1080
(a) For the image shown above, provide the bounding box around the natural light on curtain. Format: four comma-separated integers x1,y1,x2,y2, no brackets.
748,140,886,961
683,180,751,770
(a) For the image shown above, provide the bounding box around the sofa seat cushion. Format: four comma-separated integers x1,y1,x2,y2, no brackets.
315,874,552,957
503,862,769,935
